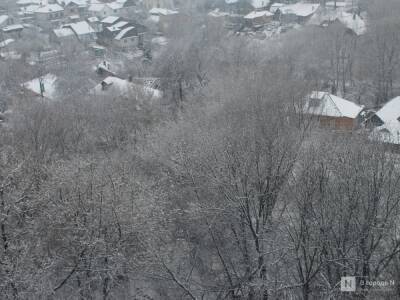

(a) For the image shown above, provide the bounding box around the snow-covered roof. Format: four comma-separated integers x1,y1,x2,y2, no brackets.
304,91,364,119
57,0,88,6
91,76,162,99
370,97,400,144
22,73,58,100
19,4,40,14
337,12,366,35
88,3,105,12
0,39,14,48
101,15,120,24
87,16,99,22
112,21,128,28
208,9,230,18
308,11,366,35
225,0,238,4
149,8,178,16
114,26,135,40
53,27,75,37
17,0,41,5
251,0,270,9
35,4,64,13
376,97,400,124
281,3,320,17
69,21,95,35
244,10,273,19
2,24,24,32
270,2,284,13
0,15,9,25
107,2,123,10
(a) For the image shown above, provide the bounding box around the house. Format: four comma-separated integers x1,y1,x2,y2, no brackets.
142,0,175,10
51,27,77,45
88,2,124,18
65,20,96,43
34,4,65,30
57,0,88,17
149,8,179,33
223,0,253,15
117,0,138,18
96,60,116,76
2,24,24,38
302,91,364,130
87,16,101,32
113,26,142,50
99,15,121,31
90,76,162,100
278,3,320,24
250,0,270,11
0,15,14,29
244,10,273,27
22,73,58,100
369,97,400,145
270,2,284,14
308,11,366,36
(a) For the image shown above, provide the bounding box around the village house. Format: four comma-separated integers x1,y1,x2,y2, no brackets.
34,4,65,30
90,76,162,101
88,2,123,18
302,91,364,130
22,73,58,100
223,0,253,15
50,27,77,45
278,3,320,24
112,26,143,50
368,97,400,146
149,8,179,33
64,20,97,43
87,16,101,32
244,10,273,28
57,0,88,18
142,0,175,10
2,24,24,39
0,15,15,29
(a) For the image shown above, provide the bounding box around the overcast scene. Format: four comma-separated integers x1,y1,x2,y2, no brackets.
2,0,400,299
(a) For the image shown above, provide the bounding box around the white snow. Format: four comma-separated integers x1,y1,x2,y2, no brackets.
107,2,123,10
101,16,120,24
114,26,135,40
304,91,364,119
69,21,95,35
149,8,178,16
244,10,273,19
2,24,24,32
309,11,366,35
35,4,64,13
22,73,58,100
0,39,14,48
0,15,9,25
251,0,270,9
281,3,320,17
53,27,74,38
91,76,162,99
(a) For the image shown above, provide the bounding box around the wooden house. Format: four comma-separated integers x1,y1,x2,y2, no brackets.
303,91,364,130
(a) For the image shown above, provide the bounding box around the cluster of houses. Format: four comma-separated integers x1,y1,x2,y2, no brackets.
302,91,400,148
208,0,366,38
0,0,182,56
